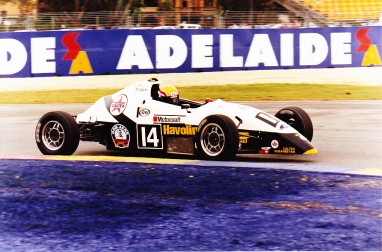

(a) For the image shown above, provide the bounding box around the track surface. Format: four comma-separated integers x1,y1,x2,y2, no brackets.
1,101,381,174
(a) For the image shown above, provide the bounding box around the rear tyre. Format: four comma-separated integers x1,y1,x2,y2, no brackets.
196,115,239,160
35,111,80,155
275,107,313,141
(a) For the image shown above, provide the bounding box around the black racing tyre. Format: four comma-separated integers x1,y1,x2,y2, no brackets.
35,111,80,155
275,106,314,141
196,115,239,160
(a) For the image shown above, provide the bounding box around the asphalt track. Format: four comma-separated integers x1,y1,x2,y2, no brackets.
0,101,381,175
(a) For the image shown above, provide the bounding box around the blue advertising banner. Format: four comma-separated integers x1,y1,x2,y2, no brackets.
0,27,381,78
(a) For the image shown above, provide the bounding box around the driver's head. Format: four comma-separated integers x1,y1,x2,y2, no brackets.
158,84,179,104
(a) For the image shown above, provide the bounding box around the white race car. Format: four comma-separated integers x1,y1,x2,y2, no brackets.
35,78,317,160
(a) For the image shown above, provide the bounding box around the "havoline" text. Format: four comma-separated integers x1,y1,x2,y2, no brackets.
163,125,197,136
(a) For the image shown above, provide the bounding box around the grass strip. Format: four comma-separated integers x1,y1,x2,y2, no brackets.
0,84,381,104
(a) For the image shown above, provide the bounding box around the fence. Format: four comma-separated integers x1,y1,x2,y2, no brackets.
0,10,381,32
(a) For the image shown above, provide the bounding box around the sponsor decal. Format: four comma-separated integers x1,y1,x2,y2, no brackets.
278,122,289,130
259,147,271,154
163,125,197,136
134,83,148,92
271,140,279,149
154,115,184,124
239,132,250,144
111,124,130,148
110,94,128,116
274,147,296,154
137,107,150,117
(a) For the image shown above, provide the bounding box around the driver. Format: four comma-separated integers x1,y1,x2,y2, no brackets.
157,84,180,105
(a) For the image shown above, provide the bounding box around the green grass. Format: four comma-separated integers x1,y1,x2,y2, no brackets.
0,84,381,104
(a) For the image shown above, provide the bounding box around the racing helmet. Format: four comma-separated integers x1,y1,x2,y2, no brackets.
158,84,179,105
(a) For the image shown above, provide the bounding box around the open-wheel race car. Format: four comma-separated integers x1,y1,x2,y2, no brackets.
35,78,317,160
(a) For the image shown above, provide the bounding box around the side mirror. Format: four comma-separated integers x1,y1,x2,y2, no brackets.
181,104,190,109
181,104,191,113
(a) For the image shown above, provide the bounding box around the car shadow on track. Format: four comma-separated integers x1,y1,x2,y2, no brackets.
75,148,317,164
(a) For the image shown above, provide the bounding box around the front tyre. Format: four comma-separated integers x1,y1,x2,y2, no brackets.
275,107,313,141
196,115,239,160
35,111,80,155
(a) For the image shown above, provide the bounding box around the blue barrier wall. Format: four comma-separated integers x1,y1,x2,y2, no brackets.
0,26,381,78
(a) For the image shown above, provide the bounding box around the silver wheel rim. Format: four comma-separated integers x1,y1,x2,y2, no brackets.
200,123,225,156
42,120,65,151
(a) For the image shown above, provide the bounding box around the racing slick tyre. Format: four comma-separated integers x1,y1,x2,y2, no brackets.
275,107,313,141
196,115,239,160
35,111,80,155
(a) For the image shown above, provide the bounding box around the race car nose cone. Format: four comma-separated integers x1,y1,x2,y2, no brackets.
303,148,318,155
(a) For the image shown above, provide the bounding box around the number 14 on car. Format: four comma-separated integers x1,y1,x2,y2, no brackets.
138,125,163,149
